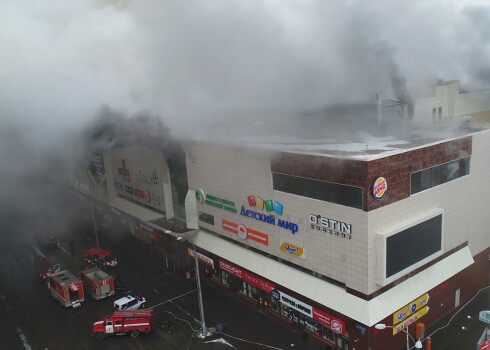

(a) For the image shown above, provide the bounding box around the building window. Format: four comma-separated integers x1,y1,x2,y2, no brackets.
272,173,363,209
386,214,442,278
323,327,335,342
432,108,437,123
410,157,470,194
221,270,229,286
438,107,442,119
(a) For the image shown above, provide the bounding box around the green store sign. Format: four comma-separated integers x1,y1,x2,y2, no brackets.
196,189,237,214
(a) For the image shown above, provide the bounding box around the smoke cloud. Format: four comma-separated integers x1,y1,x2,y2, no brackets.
0,0,489,238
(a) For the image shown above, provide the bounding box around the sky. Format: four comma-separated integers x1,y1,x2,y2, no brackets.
1,0,490,141
0,0,489,237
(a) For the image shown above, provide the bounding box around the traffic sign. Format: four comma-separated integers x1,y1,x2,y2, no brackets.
480,311,490,324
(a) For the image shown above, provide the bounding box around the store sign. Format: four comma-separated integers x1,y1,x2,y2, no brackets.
280,241,305,259
222,220,269,245
277,290,313,318
373,177,387,200
312,308,345,334
481,339,490,350
188,249,214,268
117,159,130,182
196,189,205,204
124,185,133,194
114,182,123,191
199,212,215,225
198,190,237,214
393,306,429,335
393,293,429,325
271,289,280,301
143,190,163,206
219,259,275,294
309,214,352,239
241,195,298,234
136,168,159,186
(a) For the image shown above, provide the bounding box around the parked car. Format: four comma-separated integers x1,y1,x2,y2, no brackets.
114,294,146,310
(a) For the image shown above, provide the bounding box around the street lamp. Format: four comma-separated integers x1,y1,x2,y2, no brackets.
90,198,100,249
375,324,422,350
177,235,208,338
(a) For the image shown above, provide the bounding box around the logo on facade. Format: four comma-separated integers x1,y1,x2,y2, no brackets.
137,169,159,186
134,188,144,199
117,159,130,182
241,195,298,234
309,214,352,239
196,189,205,204
222,220,269,245
331,320,343,333
393,293,429,325
142,190,162,206
373,177,387,200
247,195,283,215
280,241,305,259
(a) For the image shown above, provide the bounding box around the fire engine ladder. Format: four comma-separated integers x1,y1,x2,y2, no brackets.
113,309,153,317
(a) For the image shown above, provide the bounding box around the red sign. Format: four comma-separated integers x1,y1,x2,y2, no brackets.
222,220,269,245
435,282,448,293
312,308,345,334
481,340,490,350
219,259,275,294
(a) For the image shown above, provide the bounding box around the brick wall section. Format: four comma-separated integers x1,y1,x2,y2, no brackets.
270,136,472,211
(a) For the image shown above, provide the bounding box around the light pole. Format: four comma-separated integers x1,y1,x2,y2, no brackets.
375,324,422,350
90,198,100,249
177,235,207,338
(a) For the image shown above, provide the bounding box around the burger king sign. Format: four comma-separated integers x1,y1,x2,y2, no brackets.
372,177,387,200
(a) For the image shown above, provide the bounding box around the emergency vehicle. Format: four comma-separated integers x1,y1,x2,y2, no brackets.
114,293,146,310
34,256,60,283
80,267,115,300
92,309,154,340
48,270,84,308
84,248,118,267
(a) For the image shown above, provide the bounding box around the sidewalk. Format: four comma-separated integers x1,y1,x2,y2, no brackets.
423,285,490,350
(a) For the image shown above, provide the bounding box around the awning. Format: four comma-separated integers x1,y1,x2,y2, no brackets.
193,230,474,326
110,197,164,222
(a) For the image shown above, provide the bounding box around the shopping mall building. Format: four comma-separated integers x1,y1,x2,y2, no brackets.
75,115,490,350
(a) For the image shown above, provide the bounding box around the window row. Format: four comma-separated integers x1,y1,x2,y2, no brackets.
411,157,470,194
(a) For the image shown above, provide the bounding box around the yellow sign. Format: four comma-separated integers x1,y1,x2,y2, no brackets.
393,293,429,325
393,306,429,335
280,241,305,259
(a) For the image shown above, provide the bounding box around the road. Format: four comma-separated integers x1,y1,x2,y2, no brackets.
0,209,323,350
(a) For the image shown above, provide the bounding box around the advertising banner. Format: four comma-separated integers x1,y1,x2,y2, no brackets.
393,293,429,325
218,259,275,294
393,306,429,335
312,308,345,334
188,248,214,268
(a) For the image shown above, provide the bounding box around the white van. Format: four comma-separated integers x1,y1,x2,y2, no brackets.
113,294,146,310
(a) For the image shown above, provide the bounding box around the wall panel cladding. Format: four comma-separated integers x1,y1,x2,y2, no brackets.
270,137,472,211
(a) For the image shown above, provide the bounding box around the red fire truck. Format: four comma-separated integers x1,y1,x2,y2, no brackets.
34,256,61,283
80,267,115,300
92,309,154,340
84,248,118,267
48,270,84,308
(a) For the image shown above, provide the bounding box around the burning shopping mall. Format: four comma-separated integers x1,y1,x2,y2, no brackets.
72,96,490,350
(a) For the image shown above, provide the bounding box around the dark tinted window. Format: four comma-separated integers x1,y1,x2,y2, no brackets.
272,173,363,209
386,214,442,278
411,157,470,194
